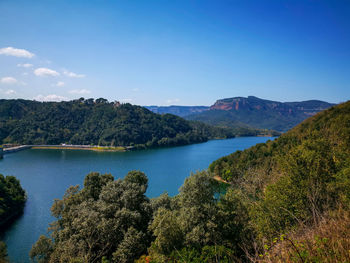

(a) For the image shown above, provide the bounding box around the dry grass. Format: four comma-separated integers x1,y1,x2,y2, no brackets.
258,207,350,263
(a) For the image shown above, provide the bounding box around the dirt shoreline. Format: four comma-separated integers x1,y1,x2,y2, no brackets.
2,145,133,154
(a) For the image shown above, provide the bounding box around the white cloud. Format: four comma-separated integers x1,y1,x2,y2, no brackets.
63,70,85,78
33,94,68,102
68,89,91,95
34,67,60,77
17,63,33,68
22,72,29,76
56,81,65,87
166,98,180,104
5,89,16,95
132,88,140,92
0,47,35,58
1,77,18,84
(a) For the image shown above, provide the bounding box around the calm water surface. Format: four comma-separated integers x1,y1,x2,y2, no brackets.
0,137,273,262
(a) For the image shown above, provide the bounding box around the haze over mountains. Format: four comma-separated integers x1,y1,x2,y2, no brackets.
146,96,335,132
144,105,209,117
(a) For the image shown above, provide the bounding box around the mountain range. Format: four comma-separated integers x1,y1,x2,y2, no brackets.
146,96,335,131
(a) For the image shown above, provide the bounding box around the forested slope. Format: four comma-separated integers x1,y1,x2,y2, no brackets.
208,100,350,261
0,98,237,148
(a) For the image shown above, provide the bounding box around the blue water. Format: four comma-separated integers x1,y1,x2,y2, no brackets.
0,137,273,262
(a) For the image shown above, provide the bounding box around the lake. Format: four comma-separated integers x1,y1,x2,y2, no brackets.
0,137,273,262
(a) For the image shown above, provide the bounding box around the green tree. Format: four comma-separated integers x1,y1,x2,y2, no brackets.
149,171,226,260
30,171,152,263
0,174,26,226
29,236,53,263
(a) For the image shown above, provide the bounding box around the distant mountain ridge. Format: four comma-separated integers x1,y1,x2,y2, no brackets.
210,96,333,116
144,105,209,117
144,102,280,136
148,96,332,132
193,96,335,131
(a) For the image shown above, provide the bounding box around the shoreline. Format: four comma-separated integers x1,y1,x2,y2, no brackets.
1,136,278,156
2,145,133,154
31,145,132,152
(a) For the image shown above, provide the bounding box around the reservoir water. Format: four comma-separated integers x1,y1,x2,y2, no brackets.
0,137,273,262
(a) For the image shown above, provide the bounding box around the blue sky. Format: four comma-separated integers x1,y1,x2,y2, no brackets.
0,0,349,105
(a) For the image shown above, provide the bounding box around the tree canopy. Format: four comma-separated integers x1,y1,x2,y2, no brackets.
0,174,26,226
30,171,152,263
0,98,238,148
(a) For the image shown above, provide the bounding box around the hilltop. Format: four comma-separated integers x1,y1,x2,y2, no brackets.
0,98,236,148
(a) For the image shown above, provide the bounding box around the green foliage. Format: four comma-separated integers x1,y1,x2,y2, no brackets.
176,172,221,248
169,246,235,263
83,172,114,200
333,167,350,203
0,242,8,263
0,175,25,263
216,188,253,255
187,109,280,135
29,236,53,263
149,171,248,261
0,174,26,226
30,171,152,263
210,101,350,246
188,119,275,138
0,98,236,148
149,208,183,255
150,192,172,213
112,227,147,263
252,138,339,238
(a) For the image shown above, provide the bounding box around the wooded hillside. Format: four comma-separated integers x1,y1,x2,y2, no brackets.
0,98,239,148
